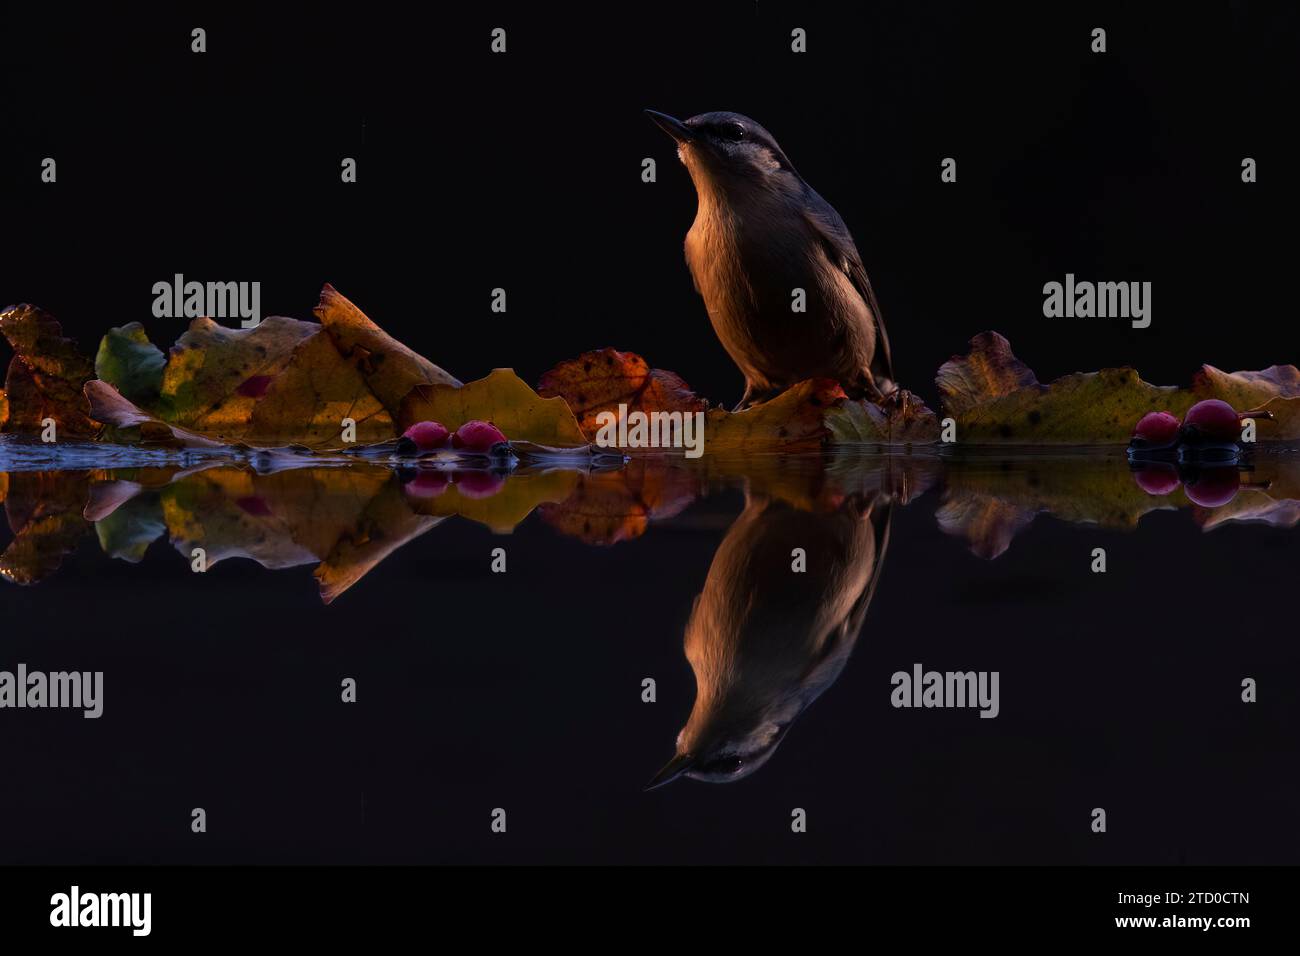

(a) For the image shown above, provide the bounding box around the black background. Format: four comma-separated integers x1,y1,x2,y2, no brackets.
1,2,1298,870
3,2,1296,402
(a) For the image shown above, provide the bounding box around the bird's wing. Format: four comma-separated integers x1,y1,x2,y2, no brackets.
800,500,893,686
802,193,894,384
840,502,892,641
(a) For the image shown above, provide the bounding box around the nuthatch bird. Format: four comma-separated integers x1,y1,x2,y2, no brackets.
645,491,892,788
647,109,894,410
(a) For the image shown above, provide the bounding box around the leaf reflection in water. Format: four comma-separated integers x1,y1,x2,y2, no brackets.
0,445,1296,603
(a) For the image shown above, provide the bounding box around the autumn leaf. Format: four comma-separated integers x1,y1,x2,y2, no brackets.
937,332,1300,443
1196,492,1300,530
93,490,167,563
95,322,166,404
85,380,227,448
700,380,841,450
400,368,590,446
0,470,92,584
935,455,1173,559
405,467,581,533
0,388,9,429
161,465,395,572
1192,364,1300,407
824,388,940,444
0,512,88,584
78,462,439,603
89,287,439,448
537,452,938,545
0,304,98,436
313,475,446,604
156,315,318,427
1191,365,1300,443
315,283,460,418
935,493,1038,560
1192,454,1300,530
538,348,708,439
539,461,701,544
539,349,941,451
240,330,392,446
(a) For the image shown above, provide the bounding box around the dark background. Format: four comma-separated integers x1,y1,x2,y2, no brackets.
1,3,1297,867
3,2,1296,402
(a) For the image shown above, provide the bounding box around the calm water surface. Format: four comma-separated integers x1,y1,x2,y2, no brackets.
1,438,1297,864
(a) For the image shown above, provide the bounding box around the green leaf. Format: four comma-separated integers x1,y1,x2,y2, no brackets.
95,323,166,404
93,490,166,563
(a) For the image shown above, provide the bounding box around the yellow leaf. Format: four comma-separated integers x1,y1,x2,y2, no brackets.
159,315,318,426
245,331,393,447
936,332,1300,443
315,283,460,418
400,368,589,446
406,468,580,533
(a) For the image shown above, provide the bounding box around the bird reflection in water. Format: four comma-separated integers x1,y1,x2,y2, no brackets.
646,488,891,788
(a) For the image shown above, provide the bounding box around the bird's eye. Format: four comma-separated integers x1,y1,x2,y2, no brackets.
720,122,746,141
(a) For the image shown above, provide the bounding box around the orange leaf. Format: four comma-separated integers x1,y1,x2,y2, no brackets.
538,348,708,440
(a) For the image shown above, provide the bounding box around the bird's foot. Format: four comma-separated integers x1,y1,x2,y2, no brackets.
874,384,905,412
732,384,782,412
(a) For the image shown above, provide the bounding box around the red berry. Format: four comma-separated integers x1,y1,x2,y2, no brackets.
402,420,450,451
403,471,450,499
1131,465,1180,496
1182,399,1241,444
1132,411,1180,446
453,470,505,499
1183,466,1240,508
451,420,508,452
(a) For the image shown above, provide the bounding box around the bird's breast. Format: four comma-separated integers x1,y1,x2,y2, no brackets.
685,196,872,387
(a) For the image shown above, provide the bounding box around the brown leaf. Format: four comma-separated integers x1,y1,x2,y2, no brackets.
1193,364,1300,405
538,348,708,440
0,304,98,436
934,331,1039,417
0,512,89,584
1192,365,1300,442
315,283,460,419
540,350,941,452
539,461,701,544
0,470,93,584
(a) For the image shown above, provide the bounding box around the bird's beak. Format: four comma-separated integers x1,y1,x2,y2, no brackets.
645,109,694,144
643,752,695,791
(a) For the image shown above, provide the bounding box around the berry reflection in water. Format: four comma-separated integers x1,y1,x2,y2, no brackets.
1128,399,1278,506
